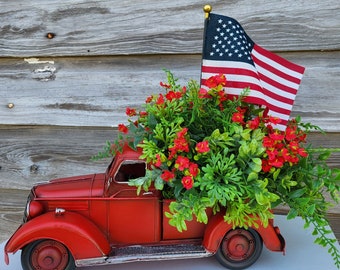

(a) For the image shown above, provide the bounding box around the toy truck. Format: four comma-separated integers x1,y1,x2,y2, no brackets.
4,144,285,270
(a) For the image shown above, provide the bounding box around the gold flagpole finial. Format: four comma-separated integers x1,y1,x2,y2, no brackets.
203,4,212,19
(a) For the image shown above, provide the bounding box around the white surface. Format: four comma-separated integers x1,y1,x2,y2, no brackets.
1,215,339,270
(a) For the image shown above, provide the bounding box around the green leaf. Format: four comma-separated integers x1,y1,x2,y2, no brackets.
164,211,172,219
238,143,249,158
197,209,208,224
288,188,306,199
255,193,268,205
273,169,281,181
271,198,282,208
303,221,310,229
241,128,251,140
252,128,265,141
248,139,259,155
147,113,158,129
181,220,187,231
287,208,298,220
247,172,258,181
307,204,316,215
318,151,331,161
154,175,164,190
250,158,262,172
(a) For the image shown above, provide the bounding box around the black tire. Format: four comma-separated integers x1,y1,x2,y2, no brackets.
21,239,76,270
215,228,263,270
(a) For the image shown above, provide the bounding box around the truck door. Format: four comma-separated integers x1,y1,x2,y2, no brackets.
107,160,161,244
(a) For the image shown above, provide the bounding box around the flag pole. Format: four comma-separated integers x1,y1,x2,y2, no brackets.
203,4,212,19
200,4,212,86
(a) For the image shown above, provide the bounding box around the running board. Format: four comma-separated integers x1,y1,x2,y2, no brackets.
76,244,213,267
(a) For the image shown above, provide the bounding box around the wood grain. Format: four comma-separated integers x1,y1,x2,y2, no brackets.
0,125,339,189
0,0,339,57
0,189,27,243
0,51,339,130
0,126,111,189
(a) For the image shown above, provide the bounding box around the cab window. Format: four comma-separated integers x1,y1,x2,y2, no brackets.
114,160,146,183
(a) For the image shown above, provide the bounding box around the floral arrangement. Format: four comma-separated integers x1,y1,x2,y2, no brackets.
98,70,339,267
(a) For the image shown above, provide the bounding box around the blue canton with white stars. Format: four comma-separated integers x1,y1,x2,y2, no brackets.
203,13,255,65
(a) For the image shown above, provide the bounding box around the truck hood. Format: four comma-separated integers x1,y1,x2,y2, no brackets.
33,173,106,198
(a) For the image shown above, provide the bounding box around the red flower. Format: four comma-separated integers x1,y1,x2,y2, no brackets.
269,131,285,141
298,148,308,157
174,137,189,152
177,127,188,138
247,116,260,130
175,156,190,171
188,162,199,177
231,107,247,125
281,148,292,162
288,141,299,153
198,88,210,99
145,95,153,103
297,131,307,143
205,74,227,88
168,128,190,159
267,149,278,161
289,156,299,164
217,90,228,102
165,91,176,101
155,154,162,167
160,81,171,89
181,176,194,190
168,148,177,160
118,124,128,134
139,111,148,117
231,112,245,124
268,157,284,168
285,126,297,141
126,107,137,117
165,90,182,101
161,170,175,182
216,90,228,110
267,116,281,125
237,106,247,114
156,94,165,105
263,136,275,148
195,141,210,153
261,159,272,172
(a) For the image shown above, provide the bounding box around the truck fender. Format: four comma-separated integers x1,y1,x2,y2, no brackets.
202,213,285,253
5,211,111,264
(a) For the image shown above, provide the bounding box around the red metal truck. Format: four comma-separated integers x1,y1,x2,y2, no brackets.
4,144,285,270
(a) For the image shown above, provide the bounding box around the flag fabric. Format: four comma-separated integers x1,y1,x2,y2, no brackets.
201,13,305,131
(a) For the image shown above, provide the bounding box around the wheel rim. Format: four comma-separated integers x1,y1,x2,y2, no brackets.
31,240,69,270
221,229,256,262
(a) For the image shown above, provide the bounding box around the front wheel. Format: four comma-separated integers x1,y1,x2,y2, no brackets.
215,228,263,270
21,239,76,270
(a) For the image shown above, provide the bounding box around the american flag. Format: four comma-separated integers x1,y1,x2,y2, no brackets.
201,13,305,130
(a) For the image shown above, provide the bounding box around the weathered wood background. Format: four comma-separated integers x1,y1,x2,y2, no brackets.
0,0,339,243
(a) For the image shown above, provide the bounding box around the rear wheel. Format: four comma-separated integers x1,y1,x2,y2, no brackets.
21,239,75,270
215,228,263,270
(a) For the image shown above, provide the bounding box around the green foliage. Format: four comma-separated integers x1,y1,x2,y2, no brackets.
100,70,340,267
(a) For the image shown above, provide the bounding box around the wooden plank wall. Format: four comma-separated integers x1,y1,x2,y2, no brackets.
0,0,339,243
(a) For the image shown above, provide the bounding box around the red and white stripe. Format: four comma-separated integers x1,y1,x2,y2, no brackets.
201,44,305,131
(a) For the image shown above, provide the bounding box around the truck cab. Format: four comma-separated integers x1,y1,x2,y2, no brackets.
4,144,285,270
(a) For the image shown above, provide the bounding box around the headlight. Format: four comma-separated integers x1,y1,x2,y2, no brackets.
23,193,31,222
24,200,43,222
